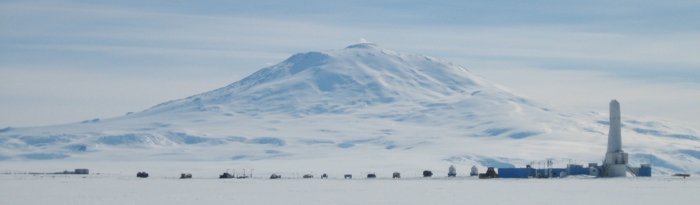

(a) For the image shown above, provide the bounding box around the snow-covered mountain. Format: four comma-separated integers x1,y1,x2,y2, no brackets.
1,43,699,175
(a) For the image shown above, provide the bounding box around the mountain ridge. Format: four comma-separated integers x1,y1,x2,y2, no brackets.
1,43,699,175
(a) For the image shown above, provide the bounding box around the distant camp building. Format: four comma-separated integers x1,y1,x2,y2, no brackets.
478,167,498,179
448,165,456,177
137,172,149,178
423,170,433,177
54,169,89,175
180,173,192,179
392,172,401,178
219,172,234,179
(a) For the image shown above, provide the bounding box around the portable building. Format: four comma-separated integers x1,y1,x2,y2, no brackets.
74,169,89,174
497,168,533,178
638,164,652,177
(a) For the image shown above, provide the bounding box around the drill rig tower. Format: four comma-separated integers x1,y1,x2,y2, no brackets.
602,100,628,177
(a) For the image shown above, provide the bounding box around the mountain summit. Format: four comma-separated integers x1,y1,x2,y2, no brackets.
1,44,699,175
144,43,509,117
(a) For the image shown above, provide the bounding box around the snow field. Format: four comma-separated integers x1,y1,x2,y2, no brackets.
1,173,698,205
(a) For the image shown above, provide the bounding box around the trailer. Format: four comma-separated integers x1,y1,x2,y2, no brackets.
136,172,149,178
219,172,234,179
180,173,192,179
478,167,497,179
367,173,377,178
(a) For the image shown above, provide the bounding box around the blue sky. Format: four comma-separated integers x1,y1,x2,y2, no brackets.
1,0,699,127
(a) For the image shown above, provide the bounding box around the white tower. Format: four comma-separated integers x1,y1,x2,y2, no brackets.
607,100,622,153
602,100,628,177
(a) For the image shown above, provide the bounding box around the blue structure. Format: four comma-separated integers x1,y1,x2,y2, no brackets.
638,164,652,177
539,168,566,177
498,168,533,178
566,164,590,175
498,164,594,178
497,162,651,179
497,168,567,178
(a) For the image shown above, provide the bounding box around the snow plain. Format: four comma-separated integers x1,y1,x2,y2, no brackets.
2,161,700,205
2,170,698,205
